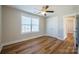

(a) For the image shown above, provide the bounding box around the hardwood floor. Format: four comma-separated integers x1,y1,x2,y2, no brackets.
1,35,77,54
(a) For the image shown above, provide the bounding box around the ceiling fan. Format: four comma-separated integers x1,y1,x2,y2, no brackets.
35,5,54,16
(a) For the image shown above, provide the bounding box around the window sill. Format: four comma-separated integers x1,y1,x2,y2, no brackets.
21,31,39,35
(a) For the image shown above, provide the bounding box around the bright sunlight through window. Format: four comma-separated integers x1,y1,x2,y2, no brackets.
21,16,39,33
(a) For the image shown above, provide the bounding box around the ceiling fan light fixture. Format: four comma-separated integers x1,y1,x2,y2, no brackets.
35,5,54,16
41,11,46,15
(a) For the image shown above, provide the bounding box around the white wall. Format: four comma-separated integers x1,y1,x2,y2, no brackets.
46,5,76,40
0,6,2,52
73,6,79,13
2,6,46,45
46,16,59,39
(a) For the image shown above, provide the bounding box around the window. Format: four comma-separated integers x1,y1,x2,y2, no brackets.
21,16,39,33
32,18,39,32
21,16,31,33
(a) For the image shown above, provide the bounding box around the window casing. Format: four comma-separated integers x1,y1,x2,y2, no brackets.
21,16,39,33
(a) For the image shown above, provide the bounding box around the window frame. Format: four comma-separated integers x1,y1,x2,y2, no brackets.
21,16,39,34
31,17,39,32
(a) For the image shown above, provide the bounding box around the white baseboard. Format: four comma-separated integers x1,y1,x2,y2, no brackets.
46,34,64,40
2,34,64,46
64,35,67,40
2,35,45,46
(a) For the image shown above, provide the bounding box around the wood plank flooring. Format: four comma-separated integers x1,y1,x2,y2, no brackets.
1,35,77,54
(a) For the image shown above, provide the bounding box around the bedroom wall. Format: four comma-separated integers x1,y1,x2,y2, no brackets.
46,16,59,39
2,6,46,46
0,6,2,51
46,5,76,40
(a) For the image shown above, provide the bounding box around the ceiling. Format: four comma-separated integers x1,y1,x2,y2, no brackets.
8,5,55,17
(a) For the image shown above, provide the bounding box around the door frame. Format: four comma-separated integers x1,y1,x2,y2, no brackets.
63,13,76,47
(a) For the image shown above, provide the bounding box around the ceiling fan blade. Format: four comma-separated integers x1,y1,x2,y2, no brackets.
34,8,41,12
46,11,54,13
45,5,49,9
42,5,49,11
35,12,41,14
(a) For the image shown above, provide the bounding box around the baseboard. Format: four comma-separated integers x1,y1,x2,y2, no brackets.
2,34,64,46
2,34,45,46
46,34,64,40
64,35,67,40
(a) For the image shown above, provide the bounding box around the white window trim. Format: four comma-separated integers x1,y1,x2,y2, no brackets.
21,16,39,34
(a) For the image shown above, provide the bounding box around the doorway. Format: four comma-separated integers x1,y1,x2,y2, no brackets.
63,15,76,51
64,16,76,38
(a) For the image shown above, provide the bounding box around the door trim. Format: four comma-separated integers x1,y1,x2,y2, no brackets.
63,13,76,48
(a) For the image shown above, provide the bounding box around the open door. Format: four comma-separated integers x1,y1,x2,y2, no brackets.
64,16,76,39
76,15,79,50
64,16,77,53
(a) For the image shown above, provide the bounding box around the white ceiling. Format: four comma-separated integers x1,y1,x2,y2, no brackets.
8,5,55,17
